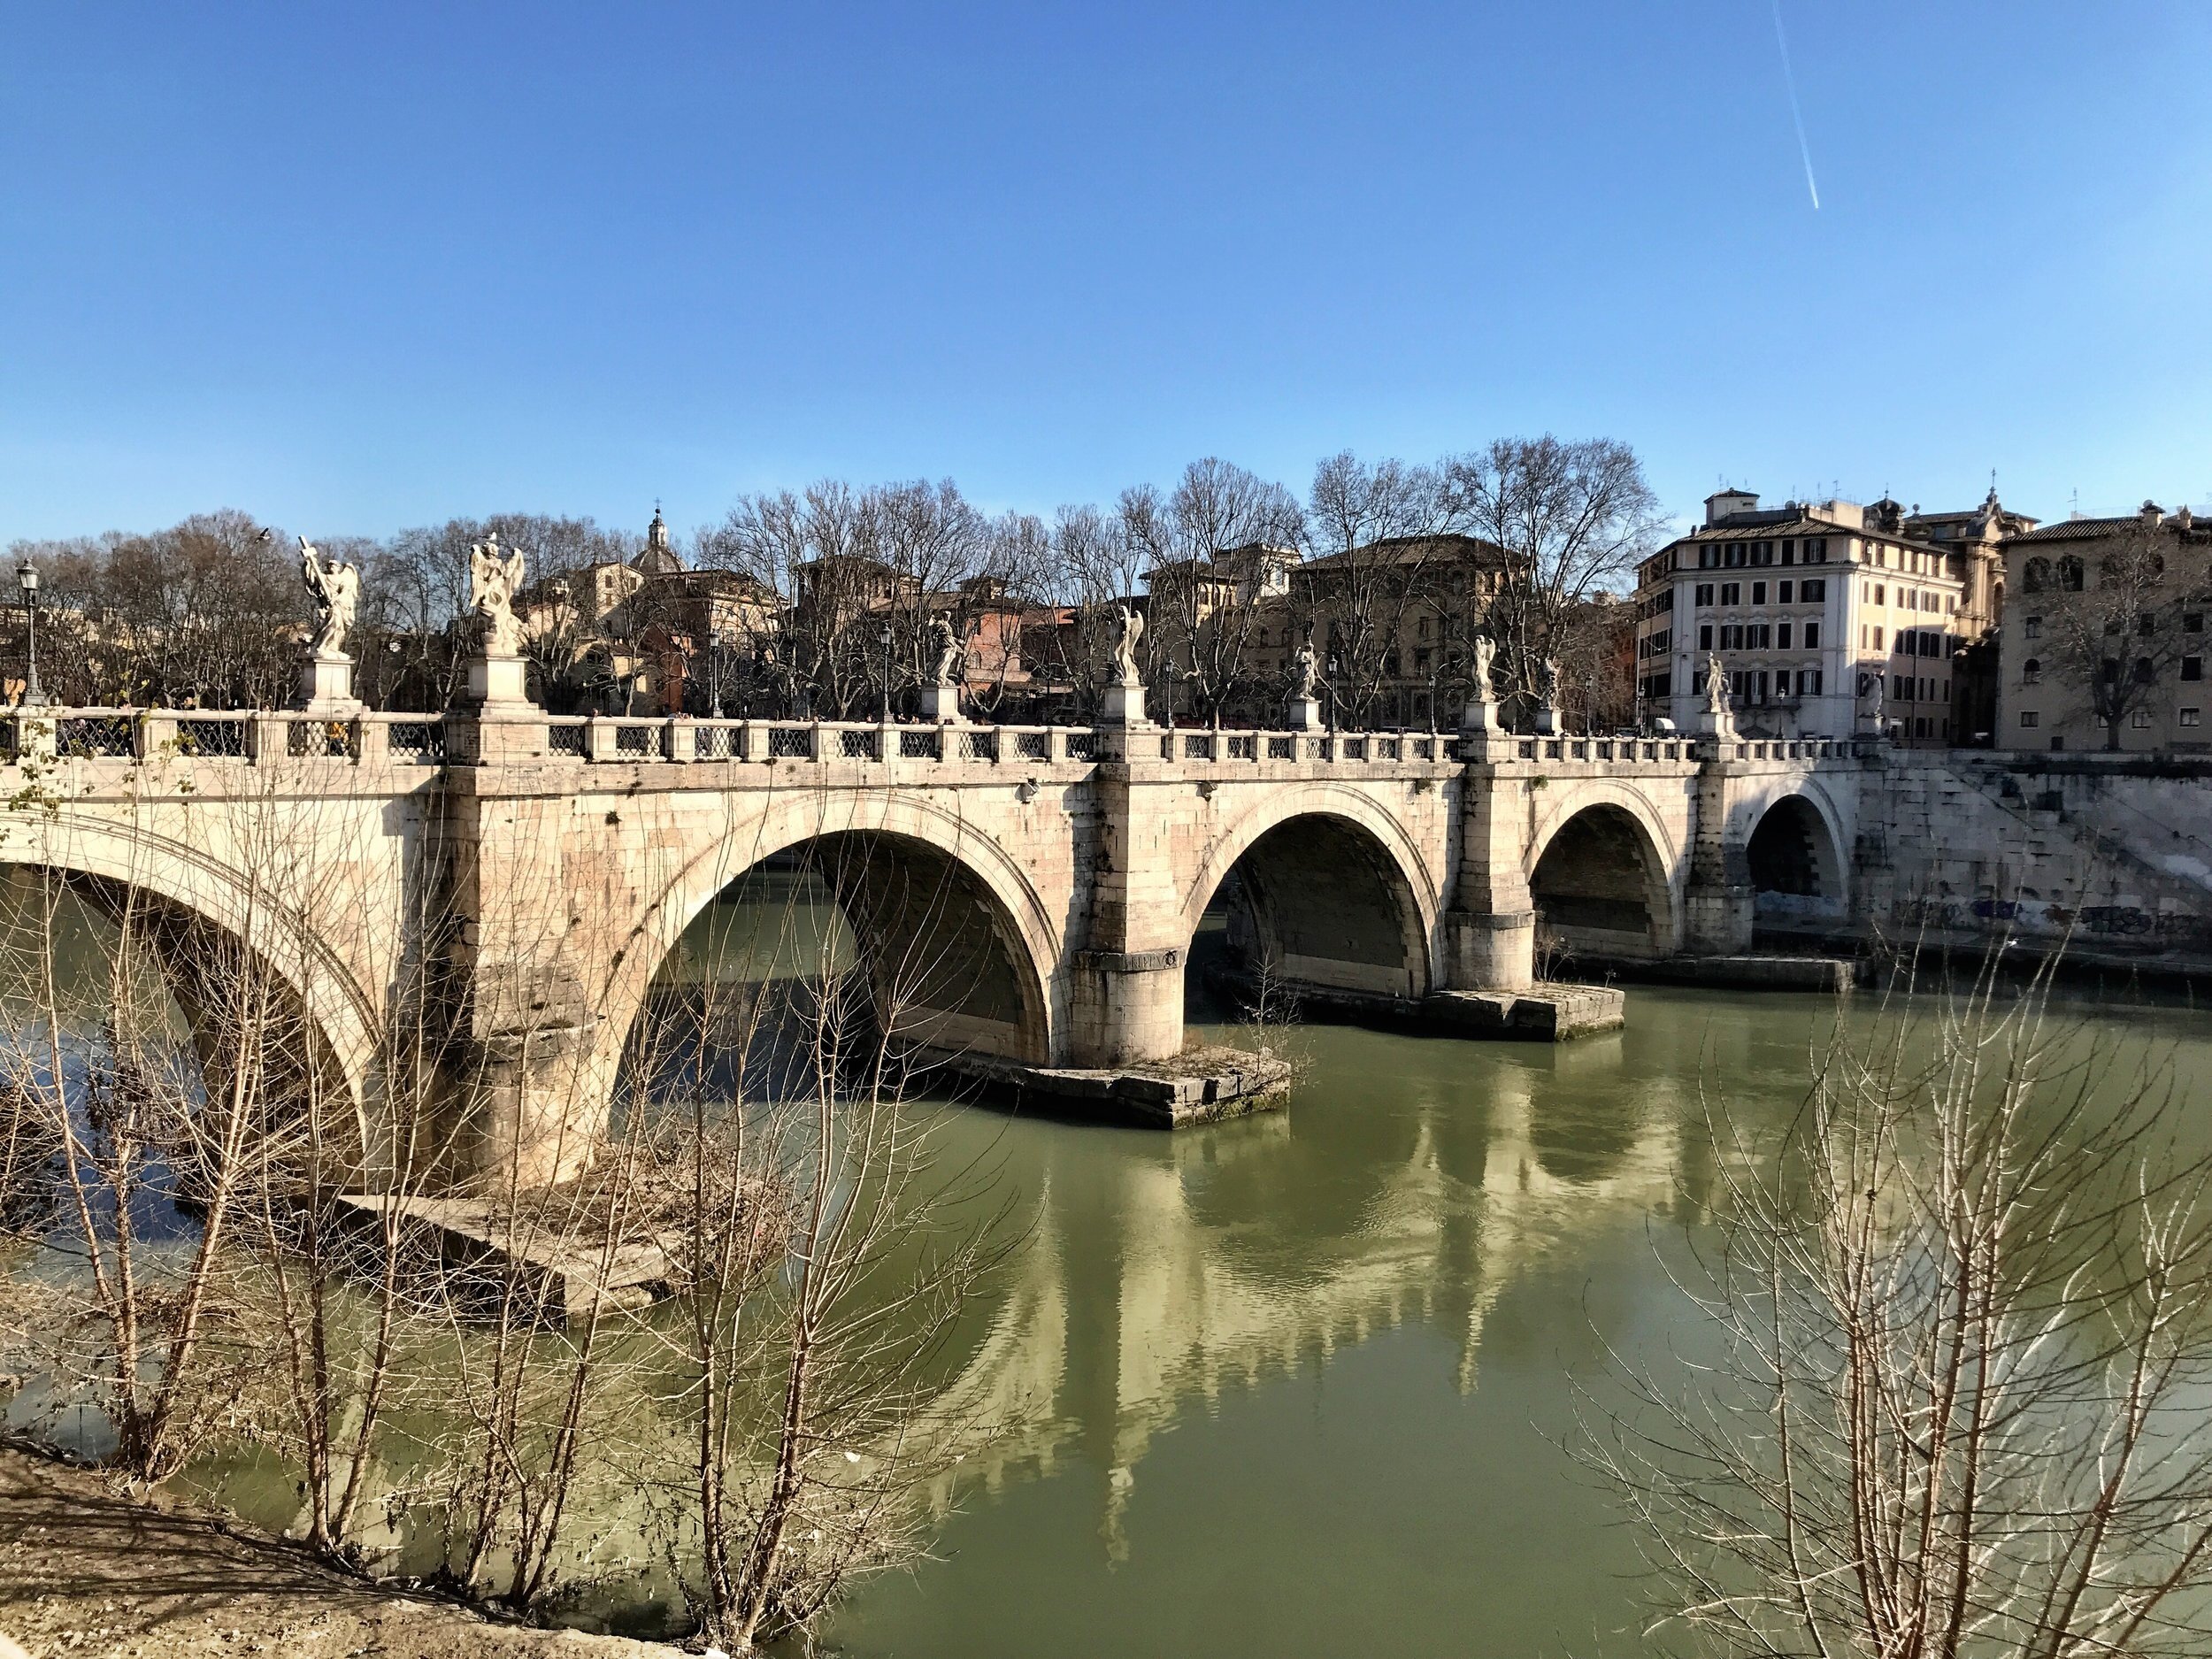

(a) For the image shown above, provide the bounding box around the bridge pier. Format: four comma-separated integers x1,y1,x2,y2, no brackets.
1682,749,1757,956
1069,730,1194,1067
1443,740,1536,994
439,768,606,1189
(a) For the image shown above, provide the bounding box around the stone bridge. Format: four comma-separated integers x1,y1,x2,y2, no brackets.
0,704,1865,1186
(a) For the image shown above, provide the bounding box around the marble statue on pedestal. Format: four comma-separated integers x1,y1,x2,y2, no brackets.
299,539,359,659
928,612,963,687
1112,604,1145,687
1101,604,1149,726
470,535,528,657
293,538,364,713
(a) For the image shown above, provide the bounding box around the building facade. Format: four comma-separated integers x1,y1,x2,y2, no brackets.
1632,490,1985,746
1999,503,2212,752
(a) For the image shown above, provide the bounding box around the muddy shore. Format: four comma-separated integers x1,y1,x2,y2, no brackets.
0,1448,682,1658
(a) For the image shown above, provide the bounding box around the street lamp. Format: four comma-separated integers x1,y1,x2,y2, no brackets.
17,557,50,709
879,621,895,721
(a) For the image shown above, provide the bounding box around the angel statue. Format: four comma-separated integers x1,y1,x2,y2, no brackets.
470,534,528,657
1704,652,1731,715
1112,603,1145,688
1536,657,1560,705
1469,634,1497,705
1291,636,1320,701
928,612,963,687
298,537,360,659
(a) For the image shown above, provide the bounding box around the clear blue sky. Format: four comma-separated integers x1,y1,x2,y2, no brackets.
4,2,2208,545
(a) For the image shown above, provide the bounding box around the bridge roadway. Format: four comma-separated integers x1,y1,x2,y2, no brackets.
0,704,1865,1187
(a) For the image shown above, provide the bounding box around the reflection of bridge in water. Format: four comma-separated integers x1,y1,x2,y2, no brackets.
921,1027,1713,1554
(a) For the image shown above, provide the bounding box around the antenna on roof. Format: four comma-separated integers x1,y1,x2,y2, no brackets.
2070,488,2080,520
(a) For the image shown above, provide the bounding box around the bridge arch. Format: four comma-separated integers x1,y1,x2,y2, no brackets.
604,788,1064,1081
1525,788,1680,960
1181,785,1440,1004
0,812,380,1141
1743,789,1850,921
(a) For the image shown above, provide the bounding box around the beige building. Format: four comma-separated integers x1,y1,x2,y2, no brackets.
1632,490,1990,745
2000,503,2212,752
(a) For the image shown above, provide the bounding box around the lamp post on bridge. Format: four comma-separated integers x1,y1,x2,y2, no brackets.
879,619,894,722
16,557,51,710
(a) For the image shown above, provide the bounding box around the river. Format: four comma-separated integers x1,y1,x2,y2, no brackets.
9,870,2209,1656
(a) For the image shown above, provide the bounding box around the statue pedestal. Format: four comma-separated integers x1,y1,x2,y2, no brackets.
447,652,545,765
294,652,363,717
1531,702,1559,736
1101,680,1149,726
919,682,959,724
466,654,530,706
1286,695,1322,733
1695,709,1737,741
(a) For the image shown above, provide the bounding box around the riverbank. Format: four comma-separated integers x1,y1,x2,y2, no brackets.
0,1447,682,1659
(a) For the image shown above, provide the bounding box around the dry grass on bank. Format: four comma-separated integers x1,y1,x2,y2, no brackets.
0,1448,680,1659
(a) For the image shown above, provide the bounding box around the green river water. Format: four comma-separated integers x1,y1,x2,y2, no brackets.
11,869,2211,1657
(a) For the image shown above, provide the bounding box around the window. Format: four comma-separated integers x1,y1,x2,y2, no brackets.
2021,710,2040,728
1414,647,1432,671
1804,622,1820,648
1720,624,1745,649
1874,583,1886,606
2188,613,2206,634
1778,580,1793,603
1752,581,1767,604
1725,544,1746,568
1700,546,1717,569
2132,710,2154,729
1778,623,1793,649
2059,557,2084,591
1753,624,1771,649
2024,557,2050,593
1781,539,1795,565
1699,625,1713,650
1801,578,1825,603
1695,582,1714,605
2139,614,2158,635
2135,657,2156,684
1875,627,1885,650
2023,658,2042,683
1807,537,1827,563
2185,657,2204,681
2024,615,2041,641
1801,668,1823,695
2184,709,2202,728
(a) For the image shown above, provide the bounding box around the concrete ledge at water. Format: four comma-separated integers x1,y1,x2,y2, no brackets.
1421,986,1627,1039
1203,964,1625,1041
1573,954,1861,993
919,1047,1292,1128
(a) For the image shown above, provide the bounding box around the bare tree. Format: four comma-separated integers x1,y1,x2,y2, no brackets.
1449,436,1663,718
1122,458,1304,725
1585,961,2212,1658
1296,451,1465,728
2027,513,2210,751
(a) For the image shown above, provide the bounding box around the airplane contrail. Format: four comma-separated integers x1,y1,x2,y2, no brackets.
1770,0,1820,210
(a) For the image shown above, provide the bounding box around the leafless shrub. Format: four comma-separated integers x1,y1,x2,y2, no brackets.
1582,957,2212,1657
